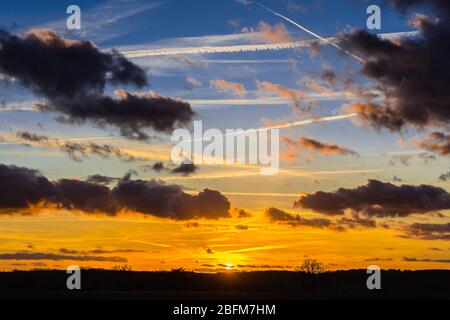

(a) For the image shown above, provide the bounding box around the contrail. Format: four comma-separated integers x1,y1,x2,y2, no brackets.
180,113,358,143
254,2,365,63
257,113,357,131
119,32,417,58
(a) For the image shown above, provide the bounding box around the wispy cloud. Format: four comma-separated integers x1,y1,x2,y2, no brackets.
39,0,165,42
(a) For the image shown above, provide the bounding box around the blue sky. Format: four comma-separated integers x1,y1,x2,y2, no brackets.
0,0,445,196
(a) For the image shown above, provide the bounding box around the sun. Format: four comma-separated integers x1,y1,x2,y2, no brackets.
224,263,234,270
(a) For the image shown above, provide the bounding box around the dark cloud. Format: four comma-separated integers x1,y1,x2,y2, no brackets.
0,28,147,98
60,141,135,162
111,180,230,219
265,207,334,229
0,251,127,262
152,162,165,172
235,225,249,230
206,248,214,255
338,1,450,131
389,154,412,167
419,152,437,164
15,131,137,162
0,164,57,210
171,162,198,176
236,264,288,269
295,180,450,217
184,222,201,228
231,208,252,218
0,163,231,220
335,216,377,229
364,257,393,262
389,0,450,15
44,90,195,140
403,257,450,263
413,131,450,156
320,69,338,86
59,248,146,255
0,29,194,140
86,171,137,185
140,162,167,173
16,131,48,143
402,222,450,240
439,171,450,182
86,174,119,185
265,207,376,231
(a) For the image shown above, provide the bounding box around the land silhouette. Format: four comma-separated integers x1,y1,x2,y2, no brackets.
0,269,449,300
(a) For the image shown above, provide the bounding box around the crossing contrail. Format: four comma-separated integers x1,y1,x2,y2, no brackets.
254,2,365,63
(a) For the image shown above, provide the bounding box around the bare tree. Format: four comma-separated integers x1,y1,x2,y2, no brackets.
298,256,325,274
112,264,132,271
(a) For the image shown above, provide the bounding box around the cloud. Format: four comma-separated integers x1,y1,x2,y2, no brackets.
439,171,450,182
401,223,450,240
186,76,202,87
281,135,360,161
86,171,138,185
413,131,450,156
245,21,293,43
256,80,306,111
210,79,246,96
236,264,288,269
265,207,376,231
152,162,166,172
235,0,252,5
40,0,163,42
338,1,450,131
294,180,450,217
0,28,147,98
59,248,146,255
112,181,231,219
364,257,393,262
41,90,195,140
14,131,136,162
0,163,231,220
0,29,194,140
171,163,198,176
86,175,121,185
403,257,450,263
0,164,57,210
235,225,249,230
0,251,127,262
230,208,252,218
265,207,334,229
389,154,412,167
16,131,48,143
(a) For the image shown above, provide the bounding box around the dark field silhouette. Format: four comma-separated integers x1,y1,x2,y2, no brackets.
0,269,449,300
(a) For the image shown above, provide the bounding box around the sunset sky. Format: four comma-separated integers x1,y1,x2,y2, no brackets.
0,0,449,272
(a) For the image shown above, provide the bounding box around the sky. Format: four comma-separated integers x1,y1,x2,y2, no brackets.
0,0,449,272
